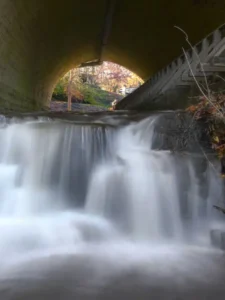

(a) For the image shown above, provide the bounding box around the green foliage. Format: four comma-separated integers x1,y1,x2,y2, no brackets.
52,78,67,101
79,84,110,107
52,79,122,108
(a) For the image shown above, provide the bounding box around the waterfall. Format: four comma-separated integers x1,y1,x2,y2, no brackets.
0,114,223,266
0,114,225,299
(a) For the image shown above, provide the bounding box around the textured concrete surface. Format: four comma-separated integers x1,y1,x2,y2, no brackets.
0,0,225,111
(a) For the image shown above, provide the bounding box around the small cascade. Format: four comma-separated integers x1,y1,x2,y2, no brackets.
85,116,223,243
0,113,223,267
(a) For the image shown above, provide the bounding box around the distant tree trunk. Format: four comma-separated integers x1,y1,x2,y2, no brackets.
67,70,72,111
221,156,225,176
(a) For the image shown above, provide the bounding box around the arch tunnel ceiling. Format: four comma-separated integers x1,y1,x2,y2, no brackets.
0,0,225,111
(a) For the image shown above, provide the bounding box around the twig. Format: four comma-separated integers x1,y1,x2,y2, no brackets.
174,26,211,98
213,205,225,214
174,26,224,119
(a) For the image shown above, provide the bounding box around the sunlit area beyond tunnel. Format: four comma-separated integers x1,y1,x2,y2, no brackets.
51,62,143,112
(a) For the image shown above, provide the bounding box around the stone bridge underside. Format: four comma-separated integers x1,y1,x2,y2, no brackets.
0,0,225,111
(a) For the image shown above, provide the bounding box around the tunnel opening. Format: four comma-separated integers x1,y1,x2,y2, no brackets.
50,61,144,112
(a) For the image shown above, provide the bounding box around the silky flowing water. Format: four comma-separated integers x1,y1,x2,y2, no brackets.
0,113,225,299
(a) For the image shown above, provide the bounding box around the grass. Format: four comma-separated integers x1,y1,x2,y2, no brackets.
53,84,123,108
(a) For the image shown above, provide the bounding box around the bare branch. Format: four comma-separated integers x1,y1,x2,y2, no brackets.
175,26,223,118
175,26,211,98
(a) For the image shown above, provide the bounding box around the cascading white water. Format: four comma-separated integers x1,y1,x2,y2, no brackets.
0,114,225,299
0,115,223,263
86,117,184,241
0,118,119,266
86,116,223,243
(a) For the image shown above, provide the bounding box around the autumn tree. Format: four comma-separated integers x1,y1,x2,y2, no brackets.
91,62,142,92
78,62,143,93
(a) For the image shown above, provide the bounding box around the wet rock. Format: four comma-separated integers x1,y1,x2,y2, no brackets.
151,111,211,153
210,229,225,250
221,232,225,250
210,229,222,248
